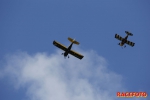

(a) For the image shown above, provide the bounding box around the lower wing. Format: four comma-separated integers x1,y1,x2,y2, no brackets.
69,50,84,59
126,40,135,47
53,40,67,51
115,34,123,41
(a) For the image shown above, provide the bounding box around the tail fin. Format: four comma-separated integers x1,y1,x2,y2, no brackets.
125,31,133,36
68,37,79,45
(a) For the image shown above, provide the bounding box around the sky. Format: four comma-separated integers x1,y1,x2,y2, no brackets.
0,0,150,100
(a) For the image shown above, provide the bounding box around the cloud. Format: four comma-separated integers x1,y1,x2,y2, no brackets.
1,50,126,100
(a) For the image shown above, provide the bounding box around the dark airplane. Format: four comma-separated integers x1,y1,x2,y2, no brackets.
53,37,84,59
115,31,135,48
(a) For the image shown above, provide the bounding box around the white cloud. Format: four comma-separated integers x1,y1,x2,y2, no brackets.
1,50,126,100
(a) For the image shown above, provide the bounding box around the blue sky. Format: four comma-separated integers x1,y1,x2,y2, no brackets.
0,0,150,100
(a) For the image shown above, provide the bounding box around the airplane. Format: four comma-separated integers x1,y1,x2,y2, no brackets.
53,37,84,59
115,31,135,48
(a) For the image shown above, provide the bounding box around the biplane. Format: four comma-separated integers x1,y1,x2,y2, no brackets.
53,37,84,59
115,31,135,48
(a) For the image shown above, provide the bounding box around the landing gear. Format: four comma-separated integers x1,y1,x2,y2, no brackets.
62,53,69,59
64,55,69,59
121,45,126,49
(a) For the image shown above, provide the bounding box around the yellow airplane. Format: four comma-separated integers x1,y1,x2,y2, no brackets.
115,31,135,48
53,37,84,59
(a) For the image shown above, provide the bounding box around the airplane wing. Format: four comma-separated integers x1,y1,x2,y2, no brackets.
53,40,67,51
126,40,135,47
115,34,123,41
69,50,84,59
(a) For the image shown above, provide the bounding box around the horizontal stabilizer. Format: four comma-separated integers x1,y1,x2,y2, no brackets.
68,37,80,45
125,31,133,36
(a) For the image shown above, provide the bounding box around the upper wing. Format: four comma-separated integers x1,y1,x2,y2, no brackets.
53,40,67,51
69,50,84,59
126,40,135,47
115,34,123,41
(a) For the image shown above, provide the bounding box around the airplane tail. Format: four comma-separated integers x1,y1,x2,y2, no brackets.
125,31,133,36
68,37,79,45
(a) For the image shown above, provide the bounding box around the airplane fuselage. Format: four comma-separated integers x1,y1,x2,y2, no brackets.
120,35,128,46
64,43,73,57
